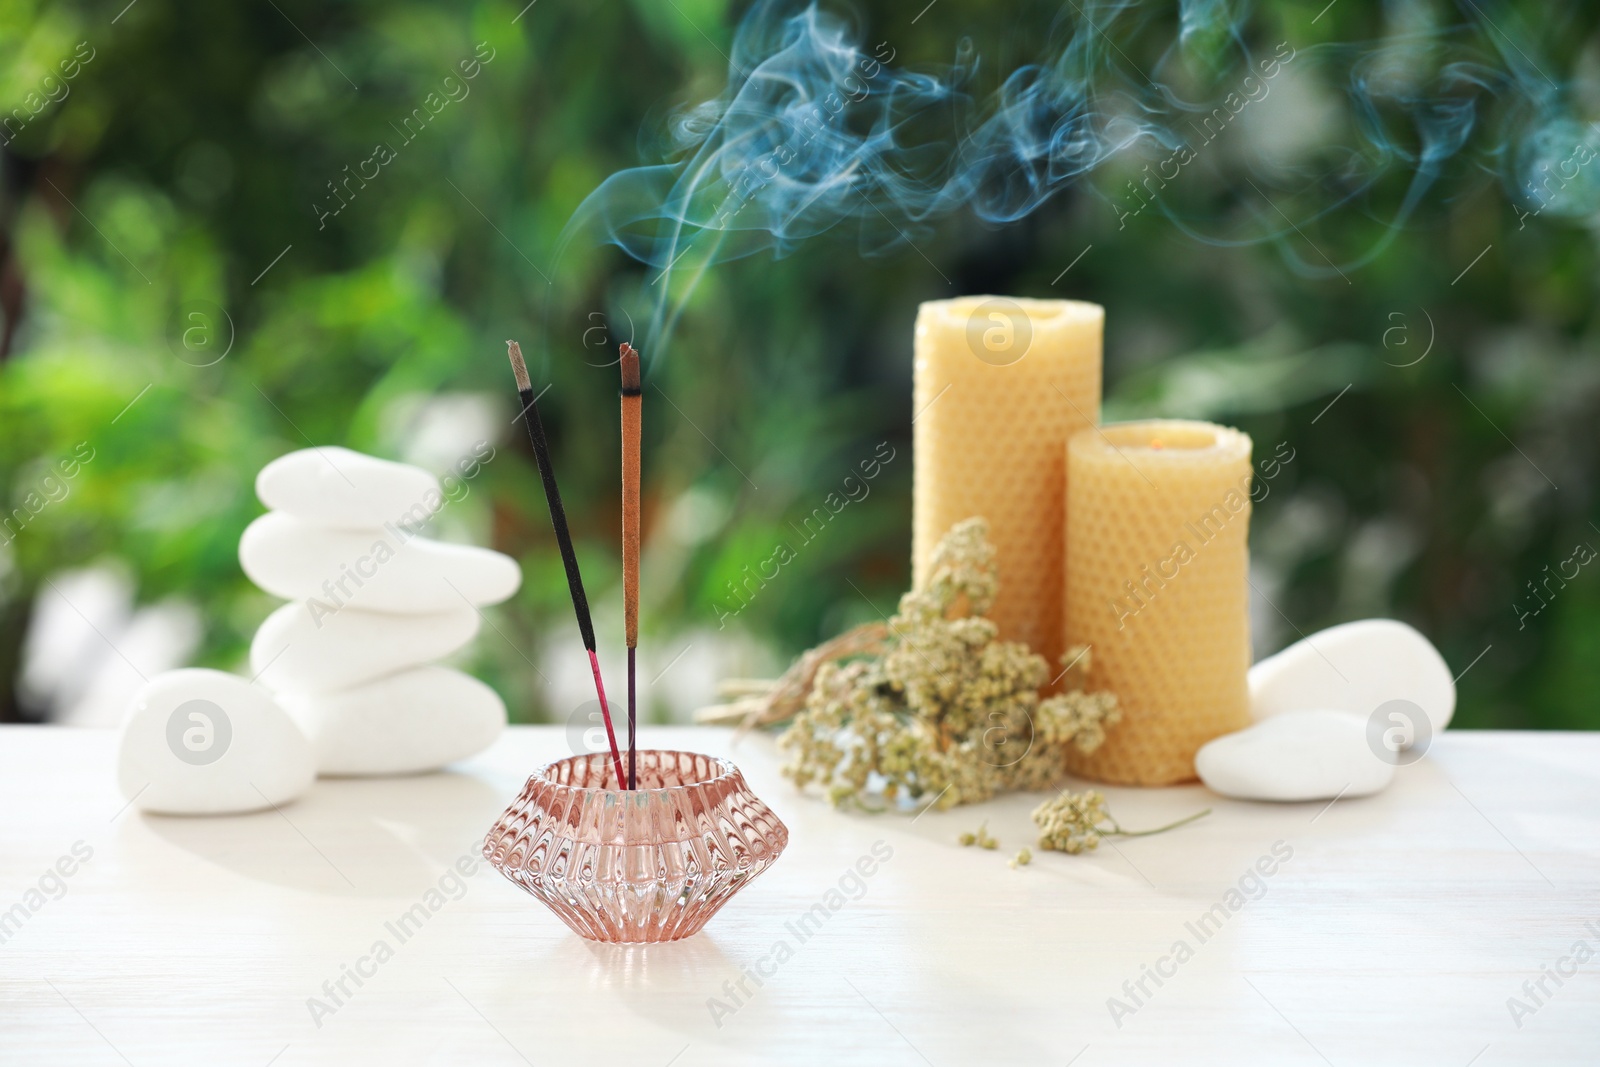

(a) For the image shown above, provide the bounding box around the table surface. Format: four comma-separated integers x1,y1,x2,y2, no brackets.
1,725,1597,1066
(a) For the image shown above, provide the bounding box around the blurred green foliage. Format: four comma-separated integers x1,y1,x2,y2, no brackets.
1,0,1596,730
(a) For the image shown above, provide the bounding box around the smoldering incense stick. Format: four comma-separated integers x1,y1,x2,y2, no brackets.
620,342,642,790
506,340,627,789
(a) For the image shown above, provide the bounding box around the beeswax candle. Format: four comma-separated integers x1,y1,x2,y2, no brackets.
1061,419,1253,786
913,297,1102,672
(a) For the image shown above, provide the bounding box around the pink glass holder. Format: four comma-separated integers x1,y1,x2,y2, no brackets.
483,749,789,943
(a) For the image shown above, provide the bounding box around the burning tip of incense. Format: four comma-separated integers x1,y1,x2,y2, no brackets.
506,339,531,392
619,342,641,392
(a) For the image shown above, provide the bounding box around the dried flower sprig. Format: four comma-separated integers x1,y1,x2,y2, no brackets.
957,821,1000,849
1032,791,1212,854
776,518,1121,812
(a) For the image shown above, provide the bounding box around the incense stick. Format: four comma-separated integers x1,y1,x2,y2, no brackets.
620,342,642,790
506,340,627,789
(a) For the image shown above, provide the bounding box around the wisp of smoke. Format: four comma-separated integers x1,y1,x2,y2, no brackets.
552,0,1586,357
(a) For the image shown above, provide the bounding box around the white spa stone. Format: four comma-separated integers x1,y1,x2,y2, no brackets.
1249,618,1454,745
256,446,443,529
117,668,315,815
239,512,520,613
251,601,480,695
1195,710,1394,802
279,666,506,777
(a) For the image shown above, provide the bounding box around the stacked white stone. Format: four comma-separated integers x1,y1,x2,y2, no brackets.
239,447,521,776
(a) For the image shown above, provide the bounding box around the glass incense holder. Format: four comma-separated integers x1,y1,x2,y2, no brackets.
483,750,789,943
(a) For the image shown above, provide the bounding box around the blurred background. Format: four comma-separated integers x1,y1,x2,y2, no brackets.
1,0,1596,732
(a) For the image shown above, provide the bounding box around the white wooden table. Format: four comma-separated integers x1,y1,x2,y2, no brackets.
1,725,1596,1066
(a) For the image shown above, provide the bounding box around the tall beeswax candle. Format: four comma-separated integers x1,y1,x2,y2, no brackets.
1061,419,1253,786
913,297,1103,673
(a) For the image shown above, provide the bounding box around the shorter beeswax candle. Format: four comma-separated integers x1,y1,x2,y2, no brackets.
1062,420,1253,786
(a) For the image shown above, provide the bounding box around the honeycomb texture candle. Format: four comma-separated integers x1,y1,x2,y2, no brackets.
913,297,1103,672
1062,420,1253,786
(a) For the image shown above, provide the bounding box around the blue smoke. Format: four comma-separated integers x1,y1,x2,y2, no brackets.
553,0,1587,353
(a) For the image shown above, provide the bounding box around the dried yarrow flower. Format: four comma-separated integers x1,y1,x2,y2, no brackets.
1032,791,1211,855
1031,791,1110,854
778,517,1122,812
